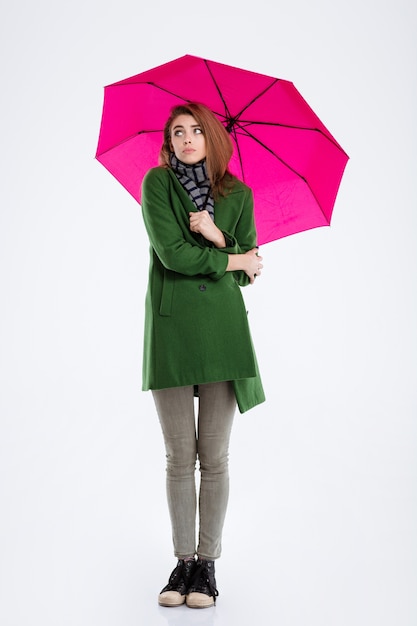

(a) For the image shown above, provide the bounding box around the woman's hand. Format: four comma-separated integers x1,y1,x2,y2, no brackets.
226,248,263,284
244,248,263,284
189,211,226,248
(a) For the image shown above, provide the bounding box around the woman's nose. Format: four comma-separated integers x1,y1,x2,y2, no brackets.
183,134,191,144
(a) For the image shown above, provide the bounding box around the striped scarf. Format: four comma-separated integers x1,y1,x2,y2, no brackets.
170,153,215,220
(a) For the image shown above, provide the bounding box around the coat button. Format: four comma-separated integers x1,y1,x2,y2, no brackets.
199,284,207,292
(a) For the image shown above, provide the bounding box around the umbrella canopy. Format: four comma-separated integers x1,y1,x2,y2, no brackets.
95,54,348,245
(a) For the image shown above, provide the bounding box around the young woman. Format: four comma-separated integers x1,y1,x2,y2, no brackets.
140,102,265,609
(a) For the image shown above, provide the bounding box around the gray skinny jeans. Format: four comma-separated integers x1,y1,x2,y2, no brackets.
152,381,236,561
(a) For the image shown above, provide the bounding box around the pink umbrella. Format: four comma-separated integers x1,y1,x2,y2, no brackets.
95,54,348,245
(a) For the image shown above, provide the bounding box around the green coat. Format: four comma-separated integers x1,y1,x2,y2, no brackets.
141,166,265,413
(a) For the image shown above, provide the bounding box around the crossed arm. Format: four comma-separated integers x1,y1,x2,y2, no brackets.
141,168,263,284
189,209,263,284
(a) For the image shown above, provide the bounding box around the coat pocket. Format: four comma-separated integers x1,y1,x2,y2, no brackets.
159,268,175,316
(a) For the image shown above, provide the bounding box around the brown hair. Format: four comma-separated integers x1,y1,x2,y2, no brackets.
159,102,236,198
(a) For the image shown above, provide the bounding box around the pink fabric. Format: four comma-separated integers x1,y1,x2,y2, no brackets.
96,55,348,245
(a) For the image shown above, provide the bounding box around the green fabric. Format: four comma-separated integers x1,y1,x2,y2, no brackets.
141,166,265,413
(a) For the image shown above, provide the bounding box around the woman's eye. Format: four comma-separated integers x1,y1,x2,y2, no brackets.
174,130,183,136
194,128,202,134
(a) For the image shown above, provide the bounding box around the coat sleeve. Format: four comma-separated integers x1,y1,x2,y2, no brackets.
218,186,258,287
141,168,228,280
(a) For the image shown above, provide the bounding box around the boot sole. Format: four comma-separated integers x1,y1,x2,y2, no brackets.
186,598,215,609
158,599,186,607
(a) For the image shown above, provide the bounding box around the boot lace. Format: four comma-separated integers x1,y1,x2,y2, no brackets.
160,559,196,595
188,560,219,599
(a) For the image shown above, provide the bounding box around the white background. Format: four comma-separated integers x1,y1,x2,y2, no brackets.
0,1,416,625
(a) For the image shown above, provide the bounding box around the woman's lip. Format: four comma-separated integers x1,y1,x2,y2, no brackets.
183,148,195,154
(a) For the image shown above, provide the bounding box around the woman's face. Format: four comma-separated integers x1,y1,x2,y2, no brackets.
170,114,206,165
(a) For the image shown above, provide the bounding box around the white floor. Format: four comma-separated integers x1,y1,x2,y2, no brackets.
1,399,415,626
1,526,415,626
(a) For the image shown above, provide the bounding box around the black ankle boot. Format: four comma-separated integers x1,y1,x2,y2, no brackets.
186,559,219,609
158,558,197,607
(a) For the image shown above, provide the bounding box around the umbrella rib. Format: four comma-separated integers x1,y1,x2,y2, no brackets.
233,123,325,217
96,129,162,157
232,78,280,122
232,122,305,178
144,81,194,102
238,120,348,154
204,62,281,133
205,61,286,136
121,79,231,119
234,118,348,157
203,60,233,120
